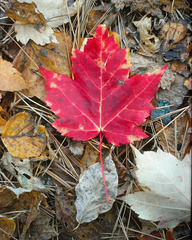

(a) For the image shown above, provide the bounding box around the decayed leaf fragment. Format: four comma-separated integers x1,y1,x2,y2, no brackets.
41,24,167,146
75,154,118,223
1,112,46,158
0,57,27,91
120,146,191,228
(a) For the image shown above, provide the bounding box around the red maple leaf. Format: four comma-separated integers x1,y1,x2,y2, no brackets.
40,25,167,202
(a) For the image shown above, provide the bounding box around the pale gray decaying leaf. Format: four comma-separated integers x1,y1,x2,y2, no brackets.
75,154,118,223
120,146,191,228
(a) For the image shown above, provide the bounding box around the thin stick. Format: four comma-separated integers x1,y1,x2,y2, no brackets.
100,132,110,203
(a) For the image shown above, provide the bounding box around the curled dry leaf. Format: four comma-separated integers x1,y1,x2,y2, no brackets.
0,57,27,91
1,112,46,158
133,17,160,53
75,154,118,223
160,20,188,51
13,31,72,99
0,217,15,240
120,146,191,229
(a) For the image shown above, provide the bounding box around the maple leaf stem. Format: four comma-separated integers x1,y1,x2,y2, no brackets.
100,132,110,203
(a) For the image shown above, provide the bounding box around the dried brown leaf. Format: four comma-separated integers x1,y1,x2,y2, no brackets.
13,31,72,99
87,10,105,33
12,189,43,237
0,217,15,240
79,144,99,173
160,20,187,49
6,0,45,24
171,61,190,78
0,57,27,92
160,20,189,61
0,187,55,239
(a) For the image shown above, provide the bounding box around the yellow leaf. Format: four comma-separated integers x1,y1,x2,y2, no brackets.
2,112,46,158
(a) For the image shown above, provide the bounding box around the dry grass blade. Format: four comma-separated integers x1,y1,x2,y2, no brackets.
16,92,55,124
39,165,73,190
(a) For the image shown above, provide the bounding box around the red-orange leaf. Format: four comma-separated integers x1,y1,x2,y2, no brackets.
40,25,166,146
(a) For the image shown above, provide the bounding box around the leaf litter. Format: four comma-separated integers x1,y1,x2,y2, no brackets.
0,0,191,239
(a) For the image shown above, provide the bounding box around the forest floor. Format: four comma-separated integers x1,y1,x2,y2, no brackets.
0,0,191,240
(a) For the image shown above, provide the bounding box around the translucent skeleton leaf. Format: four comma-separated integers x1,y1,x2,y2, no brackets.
41,24,167,202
